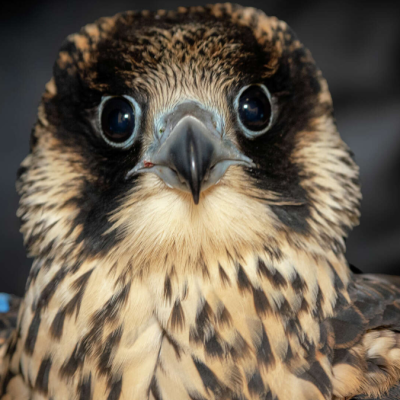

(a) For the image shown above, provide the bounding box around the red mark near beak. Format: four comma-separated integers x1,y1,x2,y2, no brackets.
143,160,154,168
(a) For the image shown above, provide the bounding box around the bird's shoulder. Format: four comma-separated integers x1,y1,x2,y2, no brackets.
331,273,400,399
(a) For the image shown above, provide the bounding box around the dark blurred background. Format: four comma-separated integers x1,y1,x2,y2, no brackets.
1,0,399,296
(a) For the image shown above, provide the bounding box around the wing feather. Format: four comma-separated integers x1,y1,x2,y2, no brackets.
332,274,400,399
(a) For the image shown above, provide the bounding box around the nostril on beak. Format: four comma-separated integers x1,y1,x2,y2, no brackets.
168,122,214,204
126,103,255,200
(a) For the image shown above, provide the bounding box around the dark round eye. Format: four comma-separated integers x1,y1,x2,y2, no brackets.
101,97,135,144
238,85,272,133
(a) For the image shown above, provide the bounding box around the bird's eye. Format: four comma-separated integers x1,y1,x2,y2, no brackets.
236,85,273,136
100,96,137,147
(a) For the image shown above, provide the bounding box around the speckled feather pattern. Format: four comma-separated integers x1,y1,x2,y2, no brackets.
0,3,399,400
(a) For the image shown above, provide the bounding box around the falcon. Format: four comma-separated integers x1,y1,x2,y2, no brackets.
1,4,399,400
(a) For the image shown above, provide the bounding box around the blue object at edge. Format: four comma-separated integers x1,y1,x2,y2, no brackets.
0,293,11,313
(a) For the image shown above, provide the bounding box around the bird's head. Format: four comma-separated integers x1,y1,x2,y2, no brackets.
18,4,361,275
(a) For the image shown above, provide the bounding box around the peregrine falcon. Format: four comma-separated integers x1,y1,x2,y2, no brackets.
1,4,399,400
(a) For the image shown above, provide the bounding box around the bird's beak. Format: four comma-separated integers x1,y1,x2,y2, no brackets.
127,102,254,204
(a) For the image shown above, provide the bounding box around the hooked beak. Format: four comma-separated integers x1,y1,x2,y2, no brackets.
127,102,254,204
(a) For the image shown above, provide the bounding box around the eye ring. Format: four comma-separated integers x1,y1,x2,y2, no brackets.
234,84,274,138
98,95,142,148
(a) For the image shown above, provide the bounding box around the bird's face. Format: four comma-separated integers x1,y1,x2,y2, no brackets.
18,5,361,273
